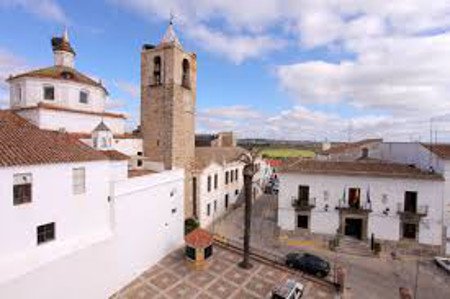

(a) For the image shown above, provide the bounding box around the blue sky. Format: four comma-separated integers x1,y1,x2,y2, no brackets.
1,0,450,142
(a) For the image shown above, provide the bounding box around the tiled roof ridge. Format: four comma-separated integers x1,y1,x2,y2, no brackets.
7,65,107,93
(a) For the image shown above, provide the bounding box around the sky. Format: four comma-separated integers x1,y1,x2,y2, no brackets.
1,0,450,142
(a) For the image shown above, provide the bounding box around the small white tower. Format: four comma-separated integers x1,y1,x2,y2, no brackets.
92,121,113,150
52,28,76,68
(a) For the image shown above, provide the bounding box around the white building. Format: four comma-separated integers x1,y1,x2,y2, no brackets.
0,110,184,298
6,30,142,159
278,160,444,248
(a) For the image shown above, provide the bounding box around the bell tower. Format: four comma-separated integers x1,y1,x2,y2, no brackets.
141,21,196,218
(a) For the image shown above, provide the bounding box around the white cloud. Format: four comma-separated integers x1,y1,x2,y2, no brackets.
0,0,68,23
113,80,140,99
200,105,261,119
0,48,27,108
185,24,286,64
278,33,450,117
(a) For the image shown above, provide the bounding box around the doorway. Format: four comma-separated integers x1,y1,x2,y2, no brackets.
403,223,417,240
297,215,309,229
344,218,363,239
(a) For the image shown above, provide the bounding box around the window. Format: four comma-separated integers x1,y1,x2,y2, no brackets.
137,160,143,167
137,151,143,156
230,171,234,183
225,194,229,209
348,188,361,208
361,147,369,158
404,191,418,213
214,200,217,211
153,56,162,85
79,90,88,104
207,176,211,192
207,203,211,216
16,84,22,103
298,185,309,204
235,189,238,196
43,86,55,100
204,245,213,259
186,246,196,260
73,167,86,194
37,222,55,245
13,173,32,205
225,171,229,185
235,169,238,181
214,174,218,189
182,59,190,88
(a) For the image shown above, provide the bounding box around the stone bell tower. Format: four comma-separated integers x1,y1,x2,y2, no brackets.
141,21,196,218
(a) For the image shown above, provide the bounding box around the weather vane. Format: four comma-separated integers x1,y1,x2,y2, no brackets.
169,9,176,25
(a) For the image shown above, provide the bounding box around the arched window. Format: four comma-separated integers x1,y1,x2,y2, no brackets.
182,58,190,88
153,56,161,85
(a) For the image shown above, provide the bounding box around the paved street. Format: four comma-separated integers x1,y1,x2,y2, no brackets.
112,245,334,298
214,194,450,299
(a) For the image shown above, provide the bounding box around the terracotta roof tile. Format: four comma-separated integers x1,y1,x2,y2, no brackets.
8,66,107,94
0,110,109,167
422,144,450,160
194,147,246,170
278,159,443,181
185,228,213,248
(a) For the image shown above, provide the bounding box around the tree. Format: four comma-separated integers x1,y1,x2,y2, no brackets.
238,148,260,269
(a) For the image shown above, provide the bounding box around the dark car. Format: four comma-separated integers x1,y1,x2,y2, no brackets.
285,252,330,278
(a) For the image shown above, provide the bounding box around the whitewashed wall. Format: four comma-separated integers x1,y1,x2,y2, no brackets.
113,138,143,156
278,172,444,245
16,108,126,135
197,162,244,228
0,167,184,299
9,77,107,113
0,161,112,284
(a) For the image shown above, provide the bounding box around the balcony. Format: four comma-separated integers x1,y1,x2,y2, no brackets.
335,201,372,214
397,203,428,222
291,197,316,211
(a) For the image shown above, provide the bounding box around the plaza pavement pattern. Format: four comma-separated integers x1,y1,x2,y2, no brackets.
111,246,334,299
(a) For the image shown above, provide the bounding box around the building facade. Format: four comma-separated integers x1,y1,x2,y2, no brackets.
278,160,445,248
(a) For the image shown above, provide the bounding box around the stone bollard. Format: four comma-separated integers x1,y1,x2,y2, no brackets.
399,287,412,299
336,266,345,294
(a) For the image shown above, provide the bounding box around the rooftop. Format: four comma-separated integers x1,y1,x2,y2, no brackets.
8,65,108,94
194,147,246,170
128,169,157,178
184,228,213,249
278,159,443,181
324,138,383,155
0,111,110,167
422,143,450,160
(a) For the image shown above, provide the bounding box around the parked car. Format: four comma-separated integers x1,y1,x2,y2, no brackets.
271,279,304,299
434,256,450,273
285,252,330,278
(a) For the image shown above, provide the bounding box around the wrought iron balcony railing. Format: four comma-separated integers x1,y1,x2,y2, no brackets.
335,201,372,213
291,197,316,211
397,203,428,219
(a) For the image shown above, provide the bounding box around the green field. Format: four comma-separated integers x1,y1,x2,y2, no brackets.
260,148,316,159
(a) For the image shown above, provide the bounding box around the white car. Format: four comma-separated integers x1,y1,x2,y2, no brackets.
434,256,450,273
271,279,304,299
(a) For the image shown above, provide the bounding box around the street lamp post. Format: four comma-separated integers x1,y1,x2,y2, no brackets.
238,149,259,269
